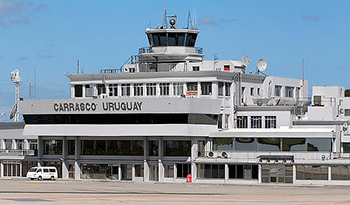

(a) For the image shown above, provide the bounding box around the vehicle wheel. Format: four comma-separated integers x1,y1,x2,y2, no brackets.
38,176,42,181
50,176,55,181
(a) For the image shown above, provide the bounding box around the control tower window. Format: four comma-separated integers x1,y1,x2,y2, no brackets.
159,33,167,46
177,33,185,46
74,85,82,98
186,33,197,47
168,33,176,46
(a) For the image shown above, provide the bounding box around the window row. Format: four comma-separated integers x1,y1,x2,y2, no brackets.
74,82,231,98
275,85,300,98
0,139,37,150
197,164,258,180
236,116,276,129
212,138,332,152
43,140,191,157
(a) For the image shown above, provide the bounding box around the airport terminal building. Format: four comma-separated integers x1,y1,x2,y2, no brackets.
11,13,350,185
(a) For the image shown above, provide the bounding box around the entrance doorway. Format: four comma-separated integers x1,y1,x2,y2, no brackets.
261,164,293,183
149,164,158,181
3,161,21,177
121,164,132,180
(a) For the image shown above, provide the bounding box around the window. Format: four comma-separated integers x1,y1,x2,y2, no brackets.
225,114,229,129
235,138,256,151
135,165,144,177
197,164,225,179
121,84,130,96
44,140,63,155
159,83,170,96
257,88,261,96
68,140,75,155
344,143,350,153
224,65,230,71
173,83,183,96
282,138,305,151
164,164,174,178
163,141,191,156
265,116,276,128
250,87,254,96
297,165,328,180
149,140,158,156
331,166,350,180
201,82,212,95
313,95,322,106
81,140,144,156
146,83,156,96
186,82,197,96
108,84,118,97
44,169,49,173
192,66,199,71
218,82,224,96
177,164,191,178
218,114,223,129
74,85,82,97
236,116,248,128
345,109,350,116
285,86,294,98
229,164,258,180
257,138,281,151
251,116,262,128
225,83,231,96
307,138,331,152
213,138,233,151
85,85,93,97
134,83,144,96
97,84,106,95
275,85,282,97
17,139,24,150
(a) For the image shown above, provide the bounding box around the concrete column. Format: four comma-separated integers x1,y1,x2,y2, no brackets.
70,85,74,98
248,116,251,129
158,138,164,182
0,139,4,150
75,161,81,180
132,165,135,181
293,165,296,184
62,137,67,160
262,116,265,129
118,166,122,181
82,85,86,97
328,166,332,182
0,161,3,178
143,138,149,182
225,164,228,183
62,161,69,180
24,139,29,150
191,138,197,182
12,139,17,150
258,164,262,184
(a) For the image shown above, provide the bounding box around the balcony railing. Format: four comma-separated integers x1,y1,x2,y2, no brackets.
138,47,203,54
0,149,38,156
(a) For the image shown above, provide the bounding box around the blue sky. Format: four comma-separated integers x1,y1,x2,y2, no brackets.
0,0,350,121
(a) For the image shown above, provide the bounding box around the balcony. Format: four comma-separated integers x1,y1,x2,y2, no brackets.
0,149,38,156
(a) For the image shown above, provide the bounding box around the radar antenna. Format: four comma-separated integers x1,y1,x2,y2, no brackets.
10,69,21,122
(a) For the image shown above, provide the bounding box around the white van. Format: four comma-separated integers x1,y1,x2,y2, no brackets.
27,167,58,181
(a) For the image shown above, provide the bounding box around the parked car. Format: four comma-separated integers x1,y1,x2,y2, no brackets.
26,167,58,180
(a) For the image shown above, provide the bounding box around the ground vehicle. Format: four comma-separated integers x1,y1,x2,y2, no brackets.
26,167,58,180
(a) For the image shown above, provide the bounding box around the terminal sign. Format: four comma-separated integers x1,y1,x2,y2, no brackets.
53,101,142,112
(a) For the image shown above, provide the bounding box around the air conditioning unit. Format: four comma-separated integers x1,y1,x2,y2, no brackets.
207,151,216,158
221,151,229,158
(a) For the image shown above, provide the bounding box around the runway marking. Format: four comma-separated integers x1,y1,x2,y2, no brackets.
31,184,41,188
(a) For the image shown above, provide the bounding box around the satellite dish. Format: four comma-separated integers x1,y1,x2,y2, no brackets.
257,58,267,72
267,99,277,106
9,104,17,119
242,55,250,67
10,69,20,83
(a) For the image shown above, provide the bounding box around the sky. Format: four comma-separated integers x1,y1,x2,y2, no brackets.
0,0,350,122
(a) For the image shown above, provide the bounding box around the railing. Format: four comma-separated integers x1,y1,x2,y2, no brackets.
100,68,123,74
0,149,38,156
138,47,203,54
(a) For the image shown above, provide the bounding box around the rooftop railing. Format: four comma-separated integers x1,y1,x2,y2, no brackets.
0,149,37,156
138,47,203,54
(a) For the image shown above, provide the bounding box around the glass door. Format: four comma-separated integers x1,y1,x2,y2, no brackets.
149,164,158,181
121,164,132,180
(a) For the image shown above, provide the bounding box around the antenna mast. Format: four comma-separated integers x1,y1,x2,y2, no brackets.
163,8,167,28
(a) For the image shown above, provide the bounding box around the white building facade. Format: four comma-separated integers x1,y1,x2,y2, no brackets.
17,14,350,185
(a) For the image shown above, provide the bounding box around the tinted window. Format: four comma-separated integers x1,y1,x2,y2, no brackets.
49,169,56,172
44,169,49,173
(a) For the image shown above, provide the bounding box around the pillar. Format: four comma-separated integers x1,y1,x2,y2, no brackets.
62,161,69,180
158,138,164,182
75,161,81,180
258,164,262,184
143,138,149,182
191,138,197,182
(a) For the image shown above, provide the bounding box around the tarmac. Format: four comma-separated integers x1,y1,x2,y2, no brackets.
0,178,350,204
